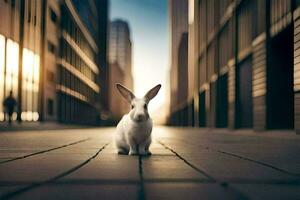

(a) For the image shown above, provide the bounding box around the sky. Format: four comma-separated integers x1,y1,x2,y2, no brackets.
110,0,169,115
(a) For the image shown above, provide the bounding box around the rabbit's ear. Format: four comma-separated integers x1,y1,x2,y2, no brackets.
144,84,161,102
116,83,135,103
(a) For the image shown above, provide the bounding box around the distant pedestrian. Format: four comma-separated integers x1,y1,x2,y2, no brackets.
3,91,17,125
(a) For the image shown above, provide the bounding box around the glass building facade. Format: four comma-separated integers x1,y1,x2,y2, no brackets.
0,35,40,121
57,1,100,124
0,0,42,122
0,0,108,125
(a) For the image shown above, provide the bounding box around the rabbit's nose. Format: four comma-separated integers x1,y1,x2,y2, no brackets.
137,114,143,120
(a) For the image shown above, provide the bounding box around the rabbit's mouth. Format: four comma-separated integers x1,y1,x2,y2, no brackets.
134,118,145,123
132,116,148,123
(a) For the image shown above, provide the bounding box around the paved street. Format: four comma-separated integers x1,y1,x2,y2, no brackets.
0,127,299,200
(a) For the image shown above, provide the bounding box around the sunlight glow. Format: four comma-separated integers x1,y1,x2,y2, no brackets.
21,112,26,121
33,112,39,121
6,39,19,97
0,112,4,121
22,48,40,121
110,0,169,124
0,38,39,121
12,112,17,120
189,0,194,24
0,34,5,120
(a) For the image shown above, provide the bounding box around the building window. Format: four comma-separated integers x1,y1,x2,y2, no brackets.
11,0,15,7
34,15,37,26
47,99,54,116
47,41,56,54
28,0,32,23
6,39,19,98
46,70,55,83
21,48,40,121
50,8,57,23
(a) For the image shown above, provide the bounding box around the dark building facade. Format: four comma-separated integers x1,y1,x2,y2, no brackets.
58,0,101,124
171,0,300,133
96,0,110,113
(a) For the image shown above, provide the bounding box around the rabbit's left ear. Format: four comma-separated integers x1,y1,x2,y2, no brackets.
144,84,161,102
116,83,135,103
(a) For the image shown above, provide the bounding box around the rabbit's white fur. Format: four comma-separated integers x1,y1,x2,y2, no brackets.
114,83,161,155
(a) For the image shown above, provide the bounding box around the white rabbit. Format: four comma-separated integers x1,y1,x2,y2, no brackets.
114,83,161,156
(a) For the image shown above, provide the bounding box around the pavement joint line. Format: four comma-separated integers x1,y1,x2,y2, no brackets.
0,142,110,200
138,155,146,200
155,139,216,182
201,145,300,178
155,139,250,200
0,138,91,164
157,137,300,178
1,178,300,186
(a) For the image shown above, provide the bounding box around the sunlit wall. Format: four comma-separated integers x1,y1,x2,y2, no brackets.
6,39,19,98
0,34,5,121
0,33,40,122
0,35,19,121
21,48,40,121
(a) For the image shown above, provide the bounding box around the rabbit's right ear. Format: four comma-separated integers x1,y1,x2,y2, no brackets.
116,83,135,103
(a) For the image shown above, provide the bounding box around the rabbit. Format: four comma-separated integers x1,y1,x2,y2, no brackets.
114,83,161,156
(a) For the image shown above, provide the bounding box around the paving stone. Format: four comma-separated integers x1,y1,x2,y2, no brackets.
0,186,25,197
232,184,300,200
144,183,246,200
12,184,138,200
0,146,98,182
173,151,299,182
0,158,84,182
61,154,140,181
142,156,208,180
0,127,299,199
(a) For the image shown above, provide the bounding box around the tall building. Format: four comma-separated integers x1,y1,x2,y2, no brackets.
96,0,110,113
187,0,199,127
108,62,127,120
168,0,189,125
0,0,108,125
177,0,300,133
58,0,101,124
109,19,133,90
40,0,61,121
72,0,110,118
108,19,133,121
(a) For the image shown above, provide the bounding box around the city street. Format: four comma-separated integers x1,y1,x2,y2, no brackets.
0,127,299,200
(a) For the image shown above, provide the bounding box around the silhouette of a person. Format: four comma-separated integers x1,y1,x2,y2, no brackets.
3,91,17,125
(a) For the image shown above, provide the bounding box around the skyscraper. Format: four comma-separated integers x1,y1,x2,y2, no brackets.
108,19,133,121
168,0,189,125
58,0,101,124
40,0,61,122
109,19,133,90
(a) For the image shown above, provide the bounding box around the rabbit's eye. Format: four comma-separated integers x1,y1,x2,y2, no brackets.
144,104,147,109
131,105,135,109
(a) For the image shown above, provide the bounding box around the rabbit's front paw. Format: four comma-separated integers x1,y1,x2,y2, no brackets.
139,150,148,156
129,150,138,156
117,149,128,155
